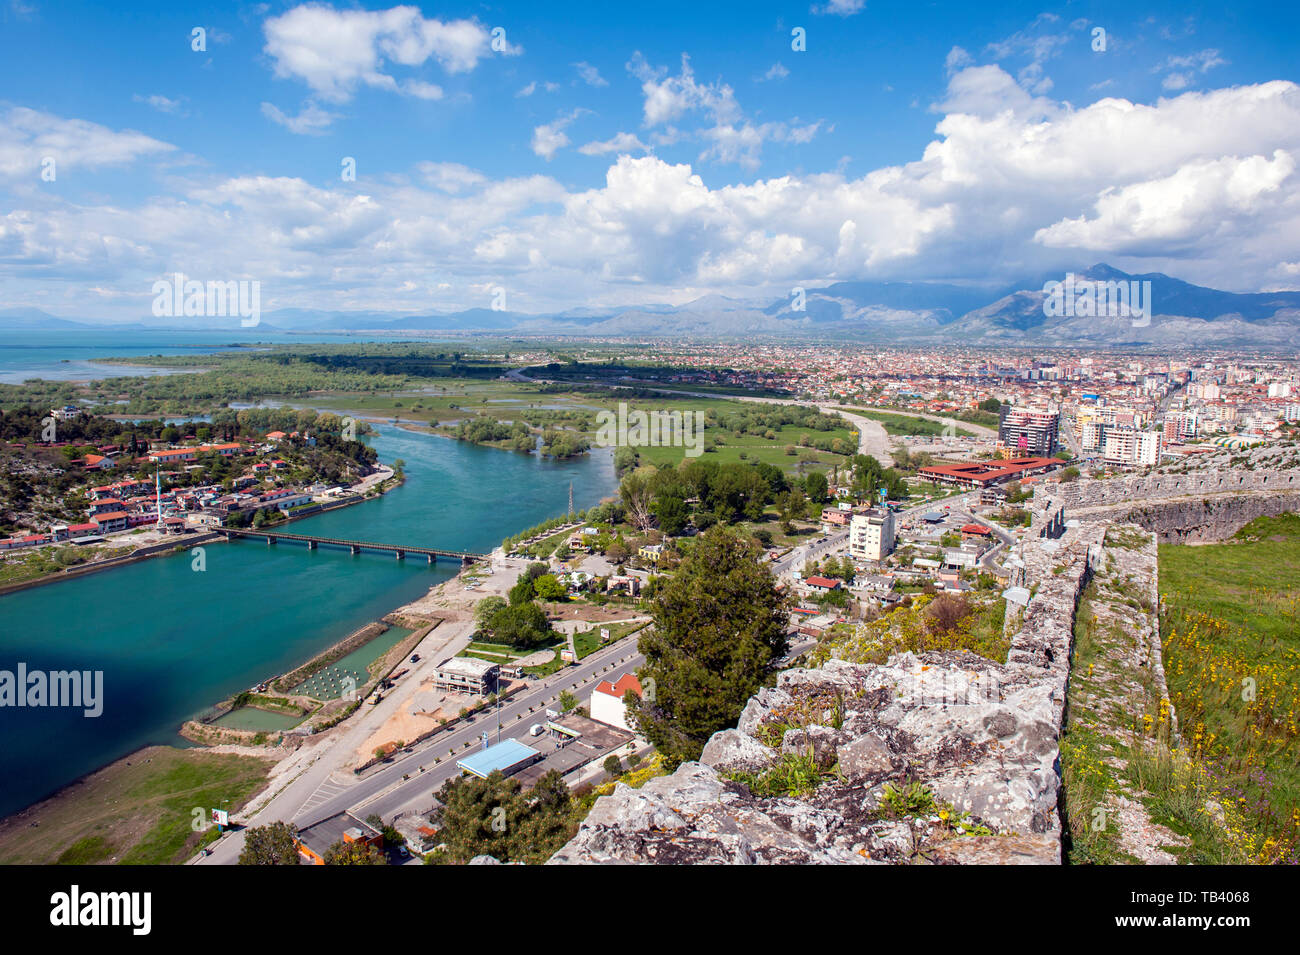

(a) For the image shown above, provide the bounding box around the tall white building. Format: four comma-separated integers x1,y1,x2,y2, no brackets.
850,508,896,562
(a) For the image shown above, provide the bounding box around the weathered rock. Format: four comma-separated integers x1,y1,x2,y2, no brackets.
926,834,1061,865
836,732,895,780
701,729,778,774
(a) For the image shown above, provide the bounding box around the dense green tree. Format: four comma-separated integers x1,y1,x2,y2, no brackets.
629,527,788,768
533,573,567,602
804,470,829,503
430,769,574,864
238,822,300,865
651,493,689,536
488,601,552,649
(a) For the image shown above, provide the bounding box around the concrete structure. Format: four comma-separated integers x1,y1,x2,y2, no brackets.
431,657,499,695
849,507,895,561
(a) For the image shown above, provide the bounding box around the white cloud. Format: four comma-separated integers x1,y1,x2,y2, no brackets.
261,101,339,135
9,74,1300,314
1035,151,1296,253
133,94,186,115
517,80,559,97
262,4,502,103
573,61,608,87
578,132,651,156
811,0,865,16
0,107,174,179
758,62,790,82
532,111,583,160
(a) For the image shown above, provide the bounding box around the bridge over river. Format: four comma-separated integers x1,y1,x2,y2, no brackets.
213,527,486,564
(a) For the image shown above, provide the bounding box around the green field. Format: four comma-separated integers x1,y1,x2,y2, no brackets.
0,746,275,865
1158,513,1300,864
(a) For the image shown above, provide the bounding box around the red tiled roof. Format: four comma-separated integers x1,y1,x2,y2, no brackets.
594,673,642,699
805,575,841,588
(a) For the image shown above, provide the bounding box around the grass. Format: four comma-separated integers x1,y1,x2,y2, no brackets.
572,619,648,659
810,594,1009,668
1158,512,1300,864
0,746,275,865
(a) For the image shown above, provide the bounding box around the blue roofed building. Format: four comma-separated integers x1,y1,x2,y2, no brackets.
456,739,541,779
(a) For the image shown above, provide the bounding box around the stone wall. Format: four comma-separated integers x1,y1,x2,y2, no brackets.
550,523,1105,865
1071,490,1300,543
1037,470,1300,509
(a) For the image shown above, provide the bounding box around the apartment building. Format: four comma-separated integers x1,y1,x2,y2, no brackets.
997,406,1059,457
849,507,896,562
1163,410,1200,443
1103,427,1163,467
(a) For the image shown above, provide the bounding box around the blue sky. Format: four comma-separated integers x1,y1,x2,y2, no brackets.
3,0,1300,319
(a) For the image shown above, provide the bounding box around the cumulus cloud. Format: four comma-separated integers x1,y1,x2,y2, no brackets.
8,73,1300,314
1154,48,1228,92
532,110,583,160
625,52,821,167
262,4,504,102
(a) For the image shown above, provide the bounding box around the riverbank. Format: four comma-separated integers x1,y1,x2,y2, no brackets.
0,463,400,597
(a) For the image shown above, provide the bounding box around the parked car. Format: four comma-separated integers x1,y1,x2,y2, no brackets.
529,723,545,737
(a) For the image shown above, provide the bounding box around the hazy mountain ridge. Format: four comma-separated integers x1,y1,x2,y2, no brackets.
5,265,1300,345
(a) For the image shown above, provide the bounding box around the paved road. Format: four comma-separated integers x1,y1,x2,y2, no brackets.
196,632,646,864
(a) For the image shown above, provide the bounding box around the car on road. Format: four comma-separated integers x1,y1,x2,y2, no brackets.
529,723,545,736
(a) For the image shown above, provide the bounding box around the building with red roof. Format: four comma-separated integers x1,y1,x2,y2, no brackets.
918,456,1061,489
589,673,643,732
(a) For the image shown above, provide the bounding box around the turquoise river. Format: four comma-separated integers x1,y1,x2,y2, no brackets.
0,424,617,819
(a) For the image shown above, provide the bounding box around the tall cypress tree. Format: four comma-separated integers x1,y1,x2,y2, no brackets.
630,527,788,768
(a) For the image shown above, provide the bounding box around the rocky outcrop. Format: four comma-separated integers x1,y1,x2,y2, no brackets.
550,523,1105,865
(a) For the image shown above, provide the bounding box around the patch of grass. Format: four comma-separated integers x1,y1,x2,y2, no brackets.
0,746,275,865
55,835,115,865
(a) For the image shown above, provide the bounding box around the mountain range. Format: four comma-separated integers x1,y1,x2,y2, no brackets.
5,265,1300,346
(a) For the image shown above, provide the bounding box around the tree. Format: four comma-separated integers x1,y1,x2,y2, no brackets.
619,471,656,531
629,528,788,768
431,769,574,864
533,573,567,602
603,755,624,777
324,839,386,865
238,822,300,865
804,470,828,503
490,601,552,649
474,595,507,630
651,493,689,536
508,576,536,605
